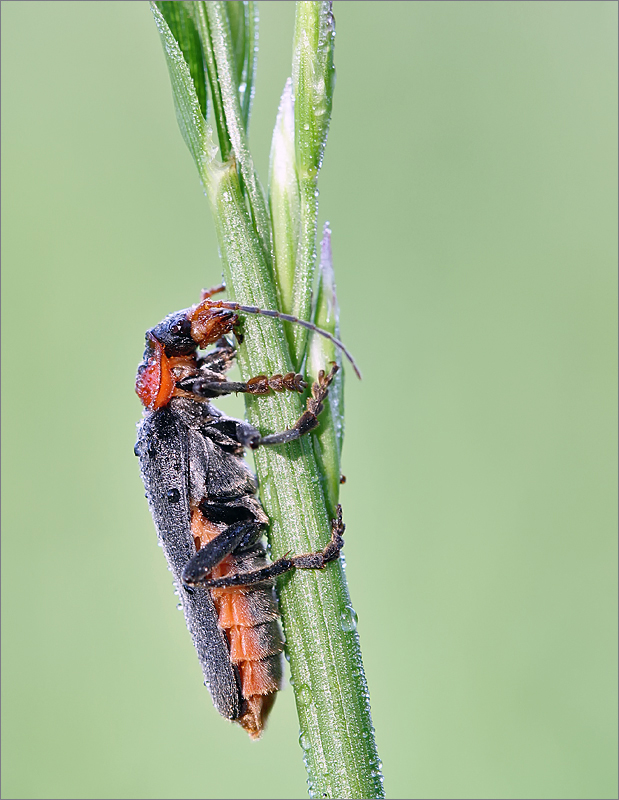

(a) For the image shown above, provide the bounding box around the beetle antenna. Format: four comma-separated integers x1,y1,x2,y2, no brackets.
204,299,362,380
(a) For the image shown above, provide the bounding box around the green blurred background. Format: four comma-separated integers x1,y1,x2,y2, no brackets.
2,2,617,798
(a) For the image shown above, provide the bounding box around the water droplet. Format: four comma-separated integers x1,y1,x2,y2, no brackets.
298,730,311,751
296,683,313,708
339,604,358,632
166,488,180,503
303,122,310,131
176,603,182,611
261,479,272,504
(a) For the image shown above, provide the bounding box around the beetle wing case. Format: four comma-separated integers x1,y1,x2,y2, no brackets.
136,406,242,720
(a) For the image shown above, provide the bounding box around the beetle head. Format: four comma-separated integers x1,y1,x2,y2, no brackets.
135,304,238,410
135,310,197,410
148,310,196,356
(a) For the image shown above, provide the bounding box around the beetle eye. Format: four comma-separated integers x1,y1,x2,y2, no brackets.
168,318,193,343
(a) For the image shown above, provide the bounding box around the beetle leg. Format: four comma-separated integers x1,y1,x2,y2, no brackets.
182,520,264,587
188,506,345,590
182,379,253,398
185,371,306,400
249,364,338,448
200,283,227,301
196,364,336,449
197,336,237,374
244,372,307,394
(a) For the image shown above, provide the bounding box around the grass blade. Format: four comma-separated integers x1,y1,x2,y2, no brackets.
151,2,216,178
155,1,208,119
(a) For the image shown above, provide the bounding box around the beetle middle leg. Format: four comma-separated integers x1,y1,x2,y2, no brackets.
183,506,345,590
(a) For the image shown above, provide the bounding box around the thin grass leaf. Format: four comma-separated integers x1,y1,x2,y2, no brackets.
224,1,257,130
269,78,301,335
309,223,343,518
293,0,335,178
288,0,336,368
151,2,216,180
240,1,258,129
225,1,247,90
190,2,232,162
202,2,273,267
155,1,208,119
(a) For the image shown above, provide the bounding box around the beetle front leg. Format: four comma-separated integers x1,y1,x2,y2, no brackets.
187,506,345,590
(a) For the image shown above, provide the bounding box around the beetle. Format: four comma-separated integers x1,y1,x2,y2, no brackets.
134,286,351,737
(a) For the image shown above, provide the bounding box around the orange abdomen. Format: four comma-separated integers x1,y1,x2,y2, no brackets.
191,510,284,738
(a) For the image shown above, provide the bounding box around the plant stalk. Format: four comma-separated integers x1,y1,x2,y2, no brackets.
208,159,384,800
151,3,384,795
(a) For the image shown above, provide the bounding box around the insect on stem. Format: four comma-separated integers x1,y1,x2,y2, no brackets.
136,299,347,738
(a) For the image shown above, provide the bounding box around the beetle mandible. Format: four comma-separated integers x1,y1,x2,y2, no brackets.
134,285,352,737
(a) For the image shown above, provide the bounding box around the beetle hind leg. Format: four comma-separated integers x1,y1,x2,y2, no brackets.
189,505,345,590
